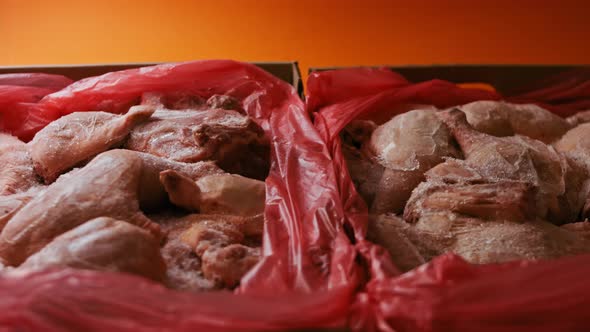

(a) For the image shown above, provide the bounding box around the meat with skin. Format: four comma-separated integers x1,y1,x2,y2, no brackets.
160,170,265,216
125,108,269,180
449,217,590,264
562,221,590,241
389,158,590,267
397,192,590,267
341,143,384,207
366,215,425,272
554,123,590,217
457,101,513,137
141,92,205,110
142,92,242,112
0,187,44,232
156,213,263,290
342,120,377,147
200,244,260,288
554,123,590,169
206,94,242,112
29,106,155,183
155,213,214,291
439,108,579,224
566,110,590,127
0,149,222,266
19,217,166,282
180,214,262,288
458,101,570,143
360,109,460,214
404,175,537,224
0,133,39,195
558,157,590,221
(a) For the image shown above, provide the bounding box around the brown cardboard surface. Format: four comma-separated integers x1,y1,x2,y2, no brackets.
0,61,303,96
309,64,590,94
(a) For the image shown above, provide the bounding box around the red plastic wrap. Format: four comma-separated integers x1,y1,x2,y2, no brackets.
4,63,588,331
308,67,590,332
0,73,73,90
0,73,73,141
506,68,590,117
0,269,351,332
363,253,590,332
0,61,359,331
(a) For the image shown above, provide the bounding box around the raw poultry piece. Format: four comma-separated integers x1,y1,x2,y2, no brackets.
362,109,460,214
29,106,155,183
369,172,590,270
155,213,214,291
384,159,590,267
458,101,570,143
180,214,262,288
159,93,205,110
558,157,590,221
141,92,242,113
366,215,425,272
0,149,222,266
206,94,243,112
160,170,265,216
125,107,269,180
426,157,590,226
555,123,590,217
19,217,165,282
377,190,589,269
404,175,537,225
341,143,384,206
566,110,590,127
0,134,39,195
0,187,44,231
156,169,265,289
158,213,263,290
562,221,590,241
439,109,580,224
554,123,590,169
341,120,383,206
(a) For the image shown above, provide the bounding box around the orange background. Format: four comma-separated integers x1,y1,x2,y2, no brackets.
2,0,589,83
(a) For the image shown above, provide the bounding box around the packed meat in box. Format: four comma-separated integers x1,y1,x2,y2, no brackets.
342,101,590,270
3,61,590,331
0,60,360,331
309,66,590,331
0,92,267,290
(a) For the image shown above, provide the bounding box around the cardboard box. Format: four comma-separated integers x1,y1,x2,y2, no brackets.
0,61,303,96
310,64,589,94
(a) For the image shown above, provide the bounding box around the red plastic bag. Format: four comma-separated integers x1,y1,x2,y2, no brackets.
0,73,72,141
506,68,590,117
363,253,590,332
308,67,590,332
0,61,360,331
0,268,352,331
0,73,73,90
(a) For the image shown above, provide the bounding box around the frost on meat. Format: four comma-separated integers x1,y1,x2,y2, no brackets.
29,106,155,183
345,103,590,272
0,93,269,291
126,93,269,180
344,109,460,214
0,133,40,195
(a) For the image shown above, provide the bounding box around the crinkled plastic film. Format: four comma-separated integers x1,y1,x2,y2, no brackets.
0,73,72,141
